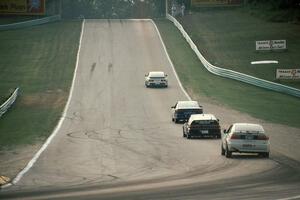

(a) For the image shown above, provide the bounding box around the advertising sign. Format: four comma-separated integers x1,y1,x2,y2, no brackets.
0,0,45,15
256,40,286,51
256,40,271,51
271,40,286,50
0,0,27,13
191,0,242,6
276,69,300,80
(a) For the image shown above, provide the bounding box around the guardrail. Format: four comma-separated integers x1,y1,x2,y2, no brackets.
0,15,61,31
0,88,19,118
166,14,300,98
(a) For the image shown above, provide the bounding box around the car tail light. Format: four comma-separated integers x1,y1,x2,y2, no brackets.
257,135,269,140
230,134,240,139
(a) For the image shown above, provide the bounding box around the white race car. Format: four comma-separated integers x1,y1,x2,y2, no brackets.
221,123,270,158
145,71,168,88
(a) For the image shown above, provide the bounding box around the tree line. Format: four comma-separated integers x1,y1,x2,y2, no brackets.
61,0,166,18
246,0,299,9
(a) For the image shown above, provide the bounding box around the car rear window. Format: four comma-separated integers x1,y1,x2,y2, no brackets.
232,132,267,140
149,72,165,78
149,76,165,79
177,101,199,109
176,109,203,115
191,120,219,125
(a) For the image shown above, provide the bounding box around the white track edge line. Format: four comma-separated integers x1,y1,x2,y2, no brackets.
1,19,85,188
150,19,191,101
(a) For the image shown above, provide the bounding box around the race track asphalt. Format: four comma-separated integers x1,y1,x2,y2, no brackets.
1,19,299,200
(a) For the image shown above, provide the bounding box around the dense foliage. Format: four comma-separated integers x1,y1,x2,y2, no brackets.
245,0,300,22
246,0,300,9
61,0,166,18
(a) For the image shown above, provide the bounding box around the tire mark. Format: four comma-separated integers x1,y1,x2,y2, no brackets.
90,62,96,73
64,111,84,122
108,63,113,73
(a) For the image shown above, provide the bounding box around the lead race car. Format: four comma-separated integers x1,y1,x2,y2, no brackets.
145,71,168,88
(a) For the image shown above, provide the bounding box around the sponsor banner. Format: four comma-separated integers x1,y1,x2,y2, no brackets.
256,40,286,51
256,40,271,51
191,0,242,6
0,0,45,15
0,0,27,13
276,69,300,80
271,40,286,50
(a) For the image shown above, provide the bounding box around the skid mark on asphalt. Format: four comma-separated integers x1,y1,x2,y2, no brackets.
64,111,84,122
107,174,119,180
64,127,178,166
65,129,135,142
90,62,96,73
62,121,247,183
119,19,124,26
108,63,113,72
66,131,85,140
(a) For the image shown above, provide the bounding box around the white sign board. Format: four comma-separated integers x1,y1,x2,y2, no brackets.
271,40,286,49
276,69,300,80
256,40,286,51
256,40,271,50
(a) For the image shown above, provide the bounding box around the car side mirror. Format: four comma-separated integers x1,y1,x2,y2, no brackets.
171,106,175,109
223,129,227,134
165,74,168,77
145,74,147,77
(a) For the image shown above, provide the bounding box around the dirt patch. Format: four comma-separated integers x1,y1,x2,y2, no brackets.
20,89,67,109
0,143,42,185
0,90,68,187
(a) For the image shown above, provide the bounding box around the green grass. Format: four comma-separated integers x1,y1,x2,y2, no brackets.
0,20,81,149
155,19,300,128
177,7,300,89
241,2,300,23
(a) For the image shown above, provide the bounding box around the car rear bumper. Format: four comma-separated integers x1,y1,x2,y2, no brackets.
174,117,189,122
174,114,192,122
228,142,270,153
188,130,220,137
189,133,220,138
146,82,168,87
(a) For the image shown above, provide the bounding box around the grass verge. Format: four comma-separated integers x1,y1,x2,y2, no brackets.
155,19,300,128
0,16,40,25
0,20,81,150
241,2,300,23
177,7,300,89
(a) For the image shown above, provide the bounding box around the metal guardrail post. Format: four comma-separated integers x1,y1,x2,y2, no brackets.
0,88,19,118
0,15,61,31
